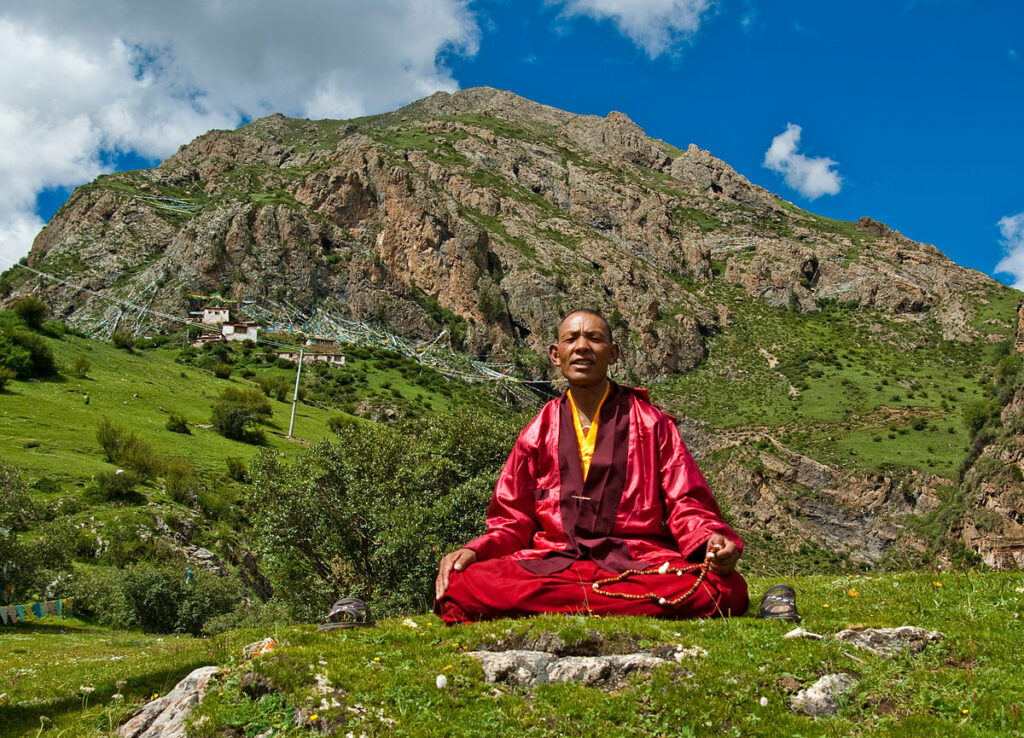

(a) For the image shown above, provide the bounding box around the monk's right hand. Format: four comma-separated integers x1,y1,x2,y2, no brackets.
435,548,478,600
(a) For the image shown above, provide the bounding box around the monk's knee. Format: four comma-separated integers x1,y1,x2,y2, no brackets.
711,570,749,617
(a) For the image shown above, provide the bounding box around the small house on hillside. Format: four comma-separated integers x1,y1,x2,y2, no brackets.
193,333,223,347
275,349,346,366
306,336,336,347
222,322,259,343
201,307,231,325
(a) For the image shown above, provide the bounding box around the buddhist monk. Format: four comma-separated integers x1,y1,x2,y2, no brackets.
434,309,749,624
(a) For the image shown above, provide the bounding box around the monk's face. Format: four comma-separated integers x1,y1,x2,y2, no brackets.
549,312,619,388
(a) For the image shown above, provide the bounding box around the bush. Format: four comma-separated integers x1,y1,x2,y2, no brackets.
203,598,292,636
211,387,272,442
119,562,243,635
94,468,143,501
247,408,521,618
96,417,128,461
13,296,49,331
0,461,74,598
111,332,135,351
226,456,248,483
0,366,16,391
74,355,91,377
212,362,233,379
65,565,132,626
164,457,198,506
275,357,296,370
0,328,57,378
95,418,161,478
166,413,190,434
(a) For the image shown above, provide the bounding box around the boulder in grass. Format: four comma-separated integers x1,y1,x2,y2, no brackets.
789,673,857,717
118,666,219,738
835,626,943,658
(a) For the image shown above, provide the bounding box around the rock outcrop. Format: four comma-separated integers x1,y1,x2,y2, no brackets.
9,87,998,381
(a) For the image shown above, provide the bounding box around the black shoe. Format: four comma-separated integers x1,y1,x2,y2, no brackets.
756,584,801,622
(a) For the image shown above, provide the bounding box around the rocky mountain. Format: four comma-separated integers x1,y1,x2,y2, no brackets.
5,86,1021,570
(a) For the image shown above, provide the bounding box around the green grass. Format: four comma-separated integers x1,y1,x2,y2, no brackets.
650,282,994,478
0,336,336,489
4,572,1022,736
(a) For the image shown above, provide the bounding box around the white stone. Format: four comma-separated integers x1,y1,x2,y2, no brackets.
789,673,857,717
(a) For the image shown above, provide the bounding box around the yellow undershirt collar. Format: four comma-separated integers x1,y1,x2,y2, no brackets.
567,382,610,481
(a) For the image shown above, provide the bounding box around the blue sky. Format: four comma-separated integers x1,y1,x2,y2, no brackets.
2,0,1022,288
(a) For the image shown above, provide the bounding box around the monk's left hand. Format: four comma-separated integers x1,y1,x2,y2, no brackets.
705,534,740,576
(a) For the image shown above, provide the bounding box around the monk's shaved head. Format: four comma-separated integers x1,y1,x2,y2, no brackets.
555,309,612,340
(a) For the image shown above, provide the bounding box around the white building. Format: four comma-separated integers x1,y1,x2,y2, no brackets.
201,307,231,325
222,322,259,343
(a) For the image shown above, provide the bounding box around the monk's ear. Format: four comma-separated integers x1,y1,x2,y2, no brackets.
609,342,620,365
548,343,561,367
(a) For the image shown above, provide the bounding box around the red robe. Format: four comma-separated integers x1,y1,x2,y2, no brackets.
435,383,748,624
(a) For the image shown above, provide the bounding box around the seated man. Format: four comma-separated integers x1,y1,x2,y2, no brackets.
434,309,749,624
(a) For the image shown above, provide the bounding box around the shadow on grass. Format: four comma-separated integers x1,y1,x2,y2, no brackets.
0,660,216,736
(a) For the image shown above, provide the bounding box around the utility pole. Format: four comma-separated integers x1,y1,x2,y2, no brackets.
288,348,304,438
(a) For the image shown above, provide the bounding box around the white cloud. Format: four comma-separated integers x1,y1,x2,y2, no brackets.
0,1,479,266
763,123,842,200
994,212,1024,291
552,0,713,58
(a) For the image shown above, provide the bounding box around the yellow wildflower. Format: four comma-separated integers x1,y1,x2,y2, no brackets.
933,581,942,588
848,589,857,597
823,604,830,609
373,656,381,662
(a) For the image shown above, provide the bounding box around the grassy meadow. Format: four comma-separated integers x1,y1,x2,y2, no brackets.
3,572,1023,737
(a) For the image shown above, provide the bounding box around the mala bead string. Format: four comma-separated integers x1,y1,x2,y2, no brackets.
591,558,711,608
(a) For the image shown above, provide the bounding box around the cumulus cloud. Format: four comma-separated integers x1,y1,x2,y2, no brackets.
0,1,479,265
763,123,842,200
994,212,1024,290
552,0,713,58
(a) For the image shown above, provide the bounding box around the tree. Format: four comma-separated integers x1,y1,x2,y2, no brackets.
12,296,49,331
246,408,522,618
211,387,272,442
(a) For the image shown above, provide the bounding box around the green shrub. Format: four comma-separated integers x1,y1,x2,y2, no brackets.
203,598,292,636
247,407,521,618
96,418,161,478
212,362,233,379
96,417,128,461
74,355,91,377
119,562,243,635
211,386,272,442
0,366,16,391
226,456,248,483
275,357,296,370
65,565,132,626
111,332,135,351
164,457,198,506
166,413,190,434
94,468,142,501
0,327,57,378
13,296,49,330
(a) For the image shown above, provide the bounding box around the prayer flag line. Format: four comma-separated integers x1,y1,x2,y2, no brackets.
0,599,72,624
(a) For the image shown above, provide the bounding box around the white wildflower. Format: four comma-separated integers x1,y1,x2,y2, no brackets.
79,685,95,694
760,696,768,707
402,618,418,628
435,674,448,689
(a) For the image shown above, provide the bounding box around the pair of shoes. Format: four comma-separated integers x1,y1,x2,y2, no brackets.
757,584,800,622
317,597,377,631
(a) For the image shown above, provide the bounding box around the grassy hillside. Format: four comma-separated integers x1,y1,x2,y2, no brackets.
651,280,1016,481
3,572,1021,737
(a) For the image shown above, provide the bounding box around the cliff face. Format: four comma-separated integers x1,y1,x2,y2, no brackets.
20,87,996,377
8,86,1021,569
